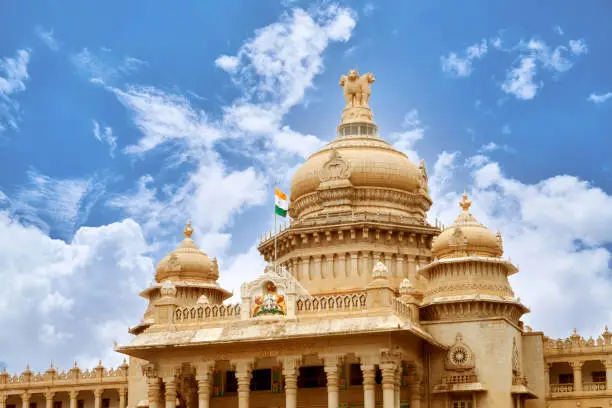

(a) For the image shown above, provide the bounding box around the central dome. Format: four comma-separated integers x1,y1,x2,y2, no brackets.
289,69,431,223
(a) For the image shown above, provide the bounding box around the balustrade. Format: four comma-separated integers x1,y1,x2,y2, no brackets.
174,304,241,323
583,381,606,391
391,298,414,320
296,293,366,314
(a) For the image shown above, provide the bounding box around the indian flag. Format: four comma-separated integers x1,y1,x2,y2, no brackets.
274,187,288,217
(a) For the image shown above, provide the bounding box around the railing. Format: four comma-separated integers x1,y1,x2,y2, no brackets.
0,365,129,389
550,383,573,393
174,304,241,323
296,293,366,314
442,374,478,384
512,376,528,386
392,298,414,321
583,381,606,391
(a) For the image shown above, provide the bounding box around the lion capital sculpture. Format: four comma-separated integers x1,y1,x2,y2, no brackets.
339,69,376,108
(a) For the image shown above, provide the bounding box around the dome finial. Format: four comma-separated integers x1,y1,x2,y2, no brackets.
183,220,194,238
459,191,472,212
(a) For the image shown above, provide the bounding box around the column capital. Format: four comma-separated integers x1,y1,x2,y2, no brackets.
569,360,584,370
279,356,301,376
232,358,255,378
21,392,30,401
44,391,55,400
380,348,402,365
142,363,159,379
159,364,182,380
69,390,79,400
118,388,127,396
195,362,215,381
320,353,344,372
0,393,7,404
94,389,103,398
602,360,612,369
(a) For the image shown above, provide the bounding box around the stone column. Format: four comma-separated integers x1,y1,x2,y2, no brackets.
338,253,346,277
323,355,342,408
281,357,301,408
94,389,103,408
570,360,583,392
44,392,54,408
147,377,161,408
394,366,400,408
164,376,178,408
69,391,78,408
235,360,253,408
544,363,551,396
380,362,397,408
196,363,214,408
118,388,127,408
301,258,310,281
350,252,359,276
21,392,29,408
410,384,421,408
0,393,7,408
396,256,404,279
327,255,335,279
314,256,322,280
361,364,376,408
385,254,393,277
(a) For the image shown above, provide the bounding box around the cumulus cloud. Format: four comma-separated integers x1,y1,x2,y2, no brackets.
0,215,153,371
215,55,240,73
441,39,488,77
0,49,30,133
587,92,612,104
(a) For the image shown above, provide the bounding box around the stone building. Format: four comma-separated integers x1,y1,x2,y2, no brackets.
1,70,610,408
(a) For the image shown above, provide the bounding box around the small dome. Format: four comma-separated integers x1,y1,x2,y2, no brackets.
432,193,502,259
155,221,219,283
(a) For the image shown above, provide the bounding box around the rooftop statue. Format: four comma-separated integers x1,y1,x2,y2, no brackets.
340,69,375,108
339,69,376,124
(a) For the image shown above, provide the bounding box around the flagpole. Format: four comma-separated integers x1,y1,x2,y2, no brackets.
274,183,278,271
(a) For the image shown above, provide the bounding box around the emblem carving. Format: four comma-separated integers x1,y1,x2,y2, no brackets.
166,253,181,273
160,281,177,298
446,333,475,371
252,281,286,317
319,149,351,183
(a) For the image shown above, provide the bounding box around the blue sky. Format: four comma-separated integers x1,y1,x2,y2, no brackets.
1,0,611,372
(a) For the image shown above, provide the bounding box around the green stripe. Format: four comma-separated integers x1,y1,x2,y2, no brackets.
275,205,287,217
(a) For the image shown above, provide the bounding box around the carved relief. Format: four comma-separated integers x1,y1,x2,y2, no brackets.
252,281,287,317
319,149,351,183
445,333,475,371
512,338,520,375
339,70,376,108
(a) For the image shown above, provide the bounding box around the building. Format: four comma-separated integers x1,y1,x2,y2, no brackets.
1,69,610,408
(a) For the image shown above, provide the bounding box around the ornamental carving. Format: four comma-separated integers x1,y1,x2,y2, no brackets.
166,253,181,273
160,281,177,298
339,69,375,108
319,149,351,184
512,338,520,375
446,333,475,371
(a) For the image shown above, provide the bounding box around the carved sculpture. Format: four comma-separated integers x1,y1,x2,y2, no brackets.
252,281,286,317
339,69,375,108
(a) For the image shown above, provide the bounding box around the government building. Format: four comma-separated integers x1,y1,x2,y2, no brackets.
1,70,611,408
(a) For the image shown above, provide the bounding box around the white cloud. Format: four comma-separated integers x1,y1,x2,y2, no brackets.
0,215,153,371
464,154,489,168
362,3,376,17
0,49,30,133
215,55,239,73
501,57,540,100
478,141,514,154
441,39,488,77
40,292,74,314
553,25,564,36
389,109,426,162
71,48,145,82
501,37,587,100
35,27,59,51
12,170,105,239
568,39,588,55
92,120,117,156
428,151,459,203
587,92,612,104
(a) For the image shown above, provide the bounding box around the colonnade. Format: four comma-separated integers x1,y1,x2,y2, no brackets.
145,352,423,408
0,388,127,408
